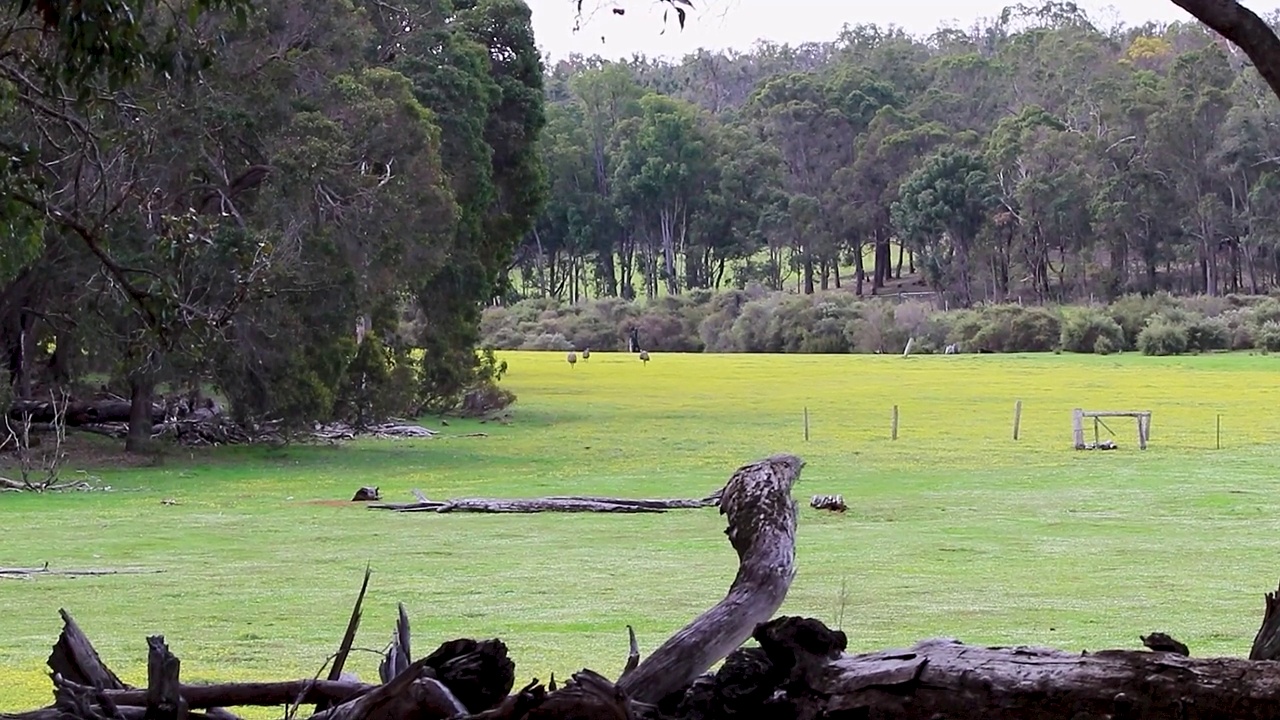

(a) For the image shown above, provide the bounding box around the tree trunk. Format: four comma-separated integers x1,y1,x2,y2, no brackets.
853,243,865,297
802,257,814,295
126,374,156,453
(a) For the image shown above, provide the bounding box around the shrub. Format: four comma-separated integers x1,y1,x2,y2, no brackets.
846,302,905,353
1179,294,1233,319
1060,307,1125,354
1136,318,1189,356
969,305,1061,353
728,296,781,352
562,311,625,351
698,290,753,352
944,309,985,350
1094,334,1119,355
519,332,574,351
1249,298,1280,329
1257,321,1280,352
632,310,701,352
1109,292,1176,348
1185,315,1230,352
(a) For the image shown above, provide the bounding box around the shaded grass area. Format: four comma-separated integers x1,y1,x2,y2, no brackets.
4,351,1280,709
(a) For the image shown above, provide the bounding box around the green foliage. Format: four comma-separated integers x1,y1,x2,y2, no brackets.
13,0,252,91
968,305,1062,353
1059,308,1125,355
486,291,1280,357
1109,293,1179,349
1185,316,1230,352
1256,322,1280,353
1137,317,1190,356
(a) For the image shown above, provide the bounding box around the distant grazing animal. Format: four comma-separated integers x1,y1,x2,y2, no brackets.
582,347,591,361
567,350,577,369
639,350,650,365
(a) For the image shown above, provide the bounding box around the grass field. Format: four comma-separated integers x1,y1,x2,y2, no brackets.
5,350,1280,710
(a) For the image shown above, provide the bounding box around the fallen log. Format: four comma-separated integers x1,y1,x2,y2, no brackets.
369,493,720,514
810,637,1280,719
76,678,374,709
0,565,164,579
8,399,165,426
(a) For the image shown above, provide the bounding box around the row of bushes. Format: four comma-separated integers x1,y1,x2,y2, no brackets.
481,287,1280,356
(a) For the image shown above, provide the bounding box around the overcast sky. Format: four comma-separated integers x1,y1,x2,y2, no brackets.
524,0,1275,61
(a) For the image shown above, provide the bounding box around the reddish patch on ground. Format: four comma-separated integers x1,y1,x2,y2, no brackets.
0,431,168,475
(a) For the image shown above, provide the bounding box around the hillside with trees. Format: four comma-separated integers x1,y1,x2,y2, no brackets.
492,2,1280,355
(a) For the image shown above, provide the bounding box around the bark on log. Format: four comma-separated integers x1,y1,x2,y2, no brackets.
810,637,1280,720
48,609,127,690
83,679,374,709
420,639,515,714
617,454,804,705
143,636,185,720
1250,579,1280,660
311,659,465,720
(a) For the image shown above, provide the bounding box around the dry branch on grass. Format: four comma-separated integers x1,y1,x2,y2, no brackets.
0,564,164,580
13,454,1280,720
369,491,722,514
1,390,72,492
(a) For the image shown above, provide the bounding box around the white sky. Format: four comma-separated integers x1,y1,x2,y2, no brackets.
525,0,1276,61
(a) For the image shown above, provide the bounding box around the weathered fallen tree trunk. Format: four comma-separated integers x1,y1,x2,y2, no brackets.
808,637,1280,719
8,399,164,426
619,454,803,704
369,493,720,514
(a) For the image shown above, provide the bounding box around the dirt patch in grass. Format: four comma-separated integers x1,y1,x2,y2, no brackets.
0,431,166,475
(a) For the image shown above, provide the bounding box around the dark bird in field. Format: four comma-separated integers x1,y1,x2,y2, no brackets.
639,350,650,365
582,347,591,361
567,351,577,369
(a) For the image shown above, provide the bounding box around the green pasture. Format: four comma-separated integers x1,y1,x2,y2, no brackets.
4,350,1280,710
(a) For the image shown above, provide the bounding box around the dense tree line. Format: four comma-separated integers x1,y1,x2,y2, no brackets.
0,0,545,447
516,1,1280,309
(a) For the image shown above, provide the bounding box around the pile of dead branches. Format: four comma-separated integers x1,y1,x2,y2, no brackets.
11,454,1280,720
8,394,439,448
26,418,437,448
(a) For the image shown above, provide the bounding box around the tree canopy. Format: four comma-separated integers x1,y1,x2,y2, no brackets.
0,0,545,445
516,2,1280,309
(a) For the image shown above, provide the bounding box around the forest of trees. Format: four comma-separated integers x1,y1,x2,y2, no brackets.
515,2,1280,307
0,0,544,446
